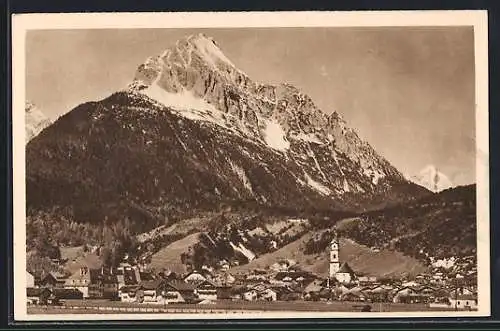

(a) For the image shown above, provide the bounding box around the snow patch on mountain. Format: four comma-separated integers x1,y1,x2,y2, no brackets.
229,242,256,261
291,132,323,144
411,165,453,193
144,84,217,116
229,160,253,193
304,172,331,196
262,118,290,152
25,101,51,143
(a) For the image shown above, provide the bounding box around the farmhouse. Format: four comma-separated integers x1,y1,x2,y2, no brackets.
194,280,218,301
119,285,143,303
36,272,67,288
449,294,477,310
163,280,197,304
141,280,165,303
243,288,258,301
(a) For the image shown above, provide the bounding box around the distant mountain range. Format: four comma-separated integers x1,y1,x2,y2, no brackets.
25,101,51,144
410,165,454,193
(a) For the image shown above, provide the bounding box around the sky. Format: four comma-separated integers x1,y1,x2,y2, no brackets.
26,27,476,185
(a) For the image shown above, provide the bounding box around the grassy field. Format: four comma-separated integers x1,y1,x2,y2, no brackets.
149,232,201,274
230,233,426,278
27,299,457,314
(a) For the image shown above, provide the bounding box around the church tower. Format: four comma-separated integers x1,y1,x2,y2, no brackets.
329,230,340,278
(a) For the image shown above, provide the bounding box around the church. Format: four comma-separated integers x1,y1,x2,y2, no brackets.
329,230,356,284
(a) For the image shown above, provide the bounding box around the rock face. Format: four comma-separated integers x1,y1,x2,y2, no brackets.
25,101,51,143
411,165,454,193
26,34,429,234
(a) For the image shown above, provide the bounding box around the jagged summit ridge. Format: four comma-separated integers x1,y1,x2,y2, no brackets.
127,34,409,194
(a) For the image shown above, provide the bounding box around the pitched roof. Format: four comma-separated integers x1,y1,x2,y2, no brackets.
140,280,164,290
166,280,196,292
27,287,50,297
337,262,355,275
119,285,143,292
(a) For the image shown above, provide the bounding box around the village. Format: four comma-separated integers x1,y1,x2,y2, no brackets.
26,231,478,313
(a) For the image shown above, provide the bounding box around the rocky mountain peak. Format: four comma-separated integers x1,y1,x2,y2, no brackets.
127,35,407,191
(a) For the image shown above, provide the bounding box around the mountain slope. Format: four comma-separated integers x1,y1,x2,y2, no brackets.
411,165,453,193
26,34,429,244
230,233,426,279
337,184,476,262
25,101,52,143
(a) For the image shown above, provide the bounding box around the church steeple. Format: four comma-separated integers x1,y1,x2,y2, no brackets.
329,228,340,278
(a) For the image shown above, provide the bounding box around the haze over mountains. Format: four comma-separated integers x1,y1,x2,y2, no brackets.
25,34,476,276
410,165,454,193
25,101,51,144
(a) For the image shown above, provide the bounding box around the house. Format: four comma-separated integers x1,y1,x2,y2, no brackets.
303,279,324,295
273,286,301,301
213,272,235,286
87,268,119,299
65,267,91,298
36,272,66,288
119,285,143,303
450,287,475,297
258,288,277,301
243,289,258,301
52,288,84,300
26,271,35,288
141,280,165,304
163,280,197,304
449,294,477,310
228,285,247,301
364,285,390,302
358,276,377,284
194,280,218,301
27,287,52,305
392,286,418,303
432,288,451,304
341,291,366,302
402,280,420,287
117,266,140,289
102,274,119,300
392,286,430,304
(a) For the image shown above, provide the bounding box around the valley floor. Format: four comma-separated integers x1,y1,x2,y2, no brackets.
27,299,462,315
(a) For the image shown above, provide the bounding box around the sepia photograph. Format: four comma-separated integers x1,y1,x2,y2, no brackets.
12,11,489,321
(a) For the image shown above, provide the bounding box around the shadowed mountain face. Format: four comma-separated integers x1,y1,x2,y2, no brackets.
26,34,429,236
